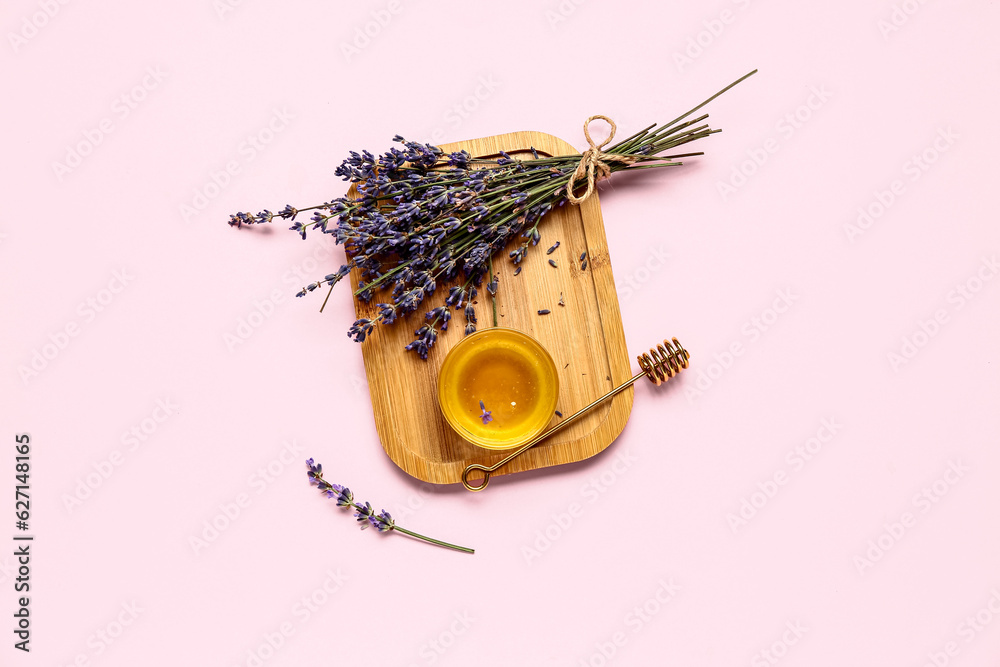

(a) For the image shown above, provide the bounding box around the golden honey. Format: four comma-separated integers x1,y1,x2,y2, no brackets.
438,328,559,449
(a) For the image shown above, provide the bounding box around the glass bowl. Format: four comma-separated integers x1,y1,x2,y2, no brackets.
437,328,559,450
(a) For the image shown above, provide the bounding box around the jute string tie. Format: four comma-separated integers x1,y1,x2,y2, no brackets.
565,115,640,205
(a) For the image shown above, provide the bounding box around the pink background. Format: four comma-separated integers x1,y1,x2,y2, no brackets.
3,0,999,665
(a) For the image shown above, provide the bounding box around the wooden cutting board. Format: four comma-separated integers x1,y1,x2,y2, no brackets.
350,130,632,485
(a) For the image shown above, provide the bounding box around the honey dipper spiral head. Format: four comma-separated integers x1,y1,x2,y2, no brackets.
637,338,689,386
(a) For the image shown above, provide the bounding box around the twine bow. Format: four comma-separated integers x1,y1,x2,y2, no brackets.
565,115,639,205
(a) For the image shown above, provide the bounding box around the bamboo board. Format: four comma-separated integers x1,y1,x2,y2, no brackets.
350,130,632,485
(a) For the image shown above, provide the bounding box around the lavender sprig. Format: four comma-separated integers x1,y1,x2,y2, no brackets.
229,72,756,359
306,459,474,554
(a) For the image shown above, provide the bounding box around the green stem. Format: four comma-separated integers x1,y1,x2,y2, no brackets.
392,526,475,554
488,255,498,327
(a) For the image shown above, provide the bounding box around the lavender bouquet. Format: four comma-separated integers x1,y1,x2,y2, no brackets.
229,71,755,359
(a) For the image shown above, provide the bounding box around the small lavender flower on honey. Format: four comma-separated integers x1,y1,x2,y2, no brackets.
230,74,755,359
479,400,493,425
546,241,560,255
305,459,473,553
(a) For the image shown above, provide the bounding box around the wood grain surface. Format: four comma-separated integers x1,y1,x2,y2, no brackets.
350,130,633,484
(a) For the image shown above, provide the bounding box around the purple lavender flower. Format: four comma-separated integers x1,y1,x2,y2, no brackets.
348,318,375,343
479,400,493,425
404,322,439,360
354,501,374,528
305,459,474,553
329,483,353,507
376,303,399,325
370,510,394,532
445,286,466,308
231,72,756,360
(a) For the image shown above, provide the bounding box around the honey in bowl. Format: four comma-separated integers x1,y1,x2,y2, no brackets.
437,328,559,449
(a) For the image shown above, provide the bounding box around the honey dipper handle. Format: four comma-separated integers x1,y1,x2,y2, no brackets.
460,370,645,492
